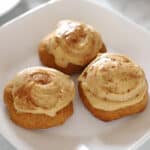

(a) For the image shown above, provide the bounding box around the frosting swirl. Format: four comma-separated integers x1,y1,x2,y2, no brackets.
46,20,104,67
11,67,75,116
79,53,148,111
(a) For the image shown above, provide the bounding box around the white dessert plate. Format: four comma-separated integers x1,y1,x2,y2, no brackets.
0,0,150,149
0,0,20,17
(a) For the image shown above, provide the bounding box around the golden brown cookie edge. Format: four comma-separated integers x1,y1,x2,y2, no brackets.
78,82,148,121
3,83,73,129
38,39,106,75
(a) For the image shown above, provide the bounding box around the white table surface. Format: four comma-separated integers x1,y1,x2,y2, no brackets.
0,0,150,149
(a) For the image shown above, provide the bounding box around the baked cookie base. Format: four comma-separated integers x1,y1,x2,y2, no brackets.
38,39,106,75
4,83,73,129
78,83,148,121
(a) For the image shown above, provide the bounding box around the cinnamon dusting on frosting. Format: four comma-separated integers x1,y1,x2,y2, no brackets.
11,67,75,116
45,20,104,67
79,53,148,111
31,72,52,84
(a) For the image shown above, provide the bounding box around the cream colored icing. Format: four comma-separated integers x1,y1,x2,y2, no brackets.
11,67,75,117
78,53,148,111
46,20,103,67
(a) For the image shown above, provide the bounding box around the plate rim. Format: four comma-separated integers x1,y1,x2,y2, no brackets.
0,0,150,149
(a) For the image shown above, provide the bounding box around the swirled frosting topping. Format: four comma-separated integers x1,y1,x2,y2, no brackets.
79,53,148,111
11,67,75,116
46,20,104,67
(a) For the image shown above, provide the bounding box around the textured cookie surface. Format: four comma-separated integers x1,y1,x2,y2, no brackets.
78,83,147,121
78,53,148,121
3,67,75,129
38,20,106,74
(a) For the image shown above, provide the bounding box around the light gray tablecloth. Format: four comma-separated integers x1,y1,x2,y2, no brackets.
1,0,150,149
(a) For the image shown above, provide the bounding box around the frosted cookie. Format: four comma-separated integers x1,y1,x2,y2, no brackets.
4,67,75,129
38,20,106,74
78,53,148,121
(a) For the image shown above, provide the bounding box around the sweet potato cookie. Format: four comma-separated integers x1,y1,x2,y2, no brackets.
78,53,148,121
3,67,75,129
38,20,106,74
